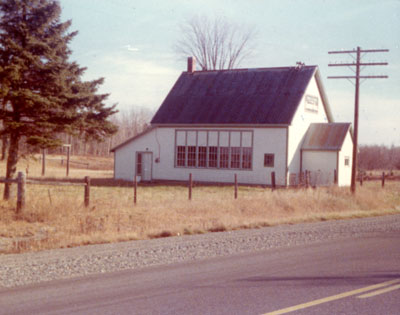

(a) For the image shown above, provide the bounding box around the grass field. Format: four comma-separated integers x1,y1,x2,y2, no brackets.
0,155,399,254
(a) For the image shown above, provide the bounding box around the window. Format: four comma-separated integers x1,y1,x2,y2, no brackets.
230,147,241,168
177,146,186,167
187,146,196,167
305,95,318,113
198,147,207,167
242,148,252,169
264,154,274,167
344,156,350,166
175,130,253,170
208,146,218,167
136,153,142,175
219,147,229,168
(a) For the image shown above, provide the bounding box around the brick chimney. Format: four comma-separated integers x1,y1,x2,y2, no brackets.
187,56,196,73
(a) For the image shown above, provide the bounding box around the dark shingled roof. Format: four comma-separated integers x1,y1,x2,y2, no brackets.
302,123,352,151
151,66,318,125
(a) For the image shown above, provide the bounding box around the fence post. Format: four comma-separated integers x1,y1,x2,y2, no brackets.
360,174,363,186
17,172,26,215
271,172,276,191
334,169,337,185
234,174,238,199
66,146,70,177
133,174,137,204
41,149,46,176
382,172,385,188
305,170,309,188
84,176,90,207
188,173,192,200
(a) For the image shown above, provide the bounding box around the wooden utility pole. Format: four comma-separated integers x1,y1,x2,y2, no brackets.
328,47,388,193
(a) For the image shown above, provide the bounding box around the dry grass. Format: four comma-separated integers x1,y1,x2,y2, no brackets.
11,154,113,179
0,156,399,254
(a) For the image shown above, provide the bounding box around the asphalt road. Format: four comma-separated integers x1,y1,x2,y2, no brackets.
1,230,399,314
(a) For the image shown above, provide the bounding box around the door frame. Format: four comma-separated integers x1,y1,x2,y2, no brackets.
136,151,153,182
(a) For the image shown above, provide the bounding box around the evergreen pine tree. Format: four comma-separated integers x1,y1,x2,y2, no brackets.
0,0,117,199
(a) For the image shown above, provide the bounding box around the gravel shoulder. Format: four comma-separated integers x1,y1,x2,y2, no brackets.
1,214,399,288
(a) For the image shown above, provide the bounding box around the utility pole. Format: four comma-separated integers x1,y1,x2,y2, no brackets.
328,47,388,194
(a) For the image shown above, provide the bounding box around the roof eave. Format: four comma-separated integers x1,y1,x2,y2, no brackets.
151,123,290,128
314,68,335,123
110,127,156,152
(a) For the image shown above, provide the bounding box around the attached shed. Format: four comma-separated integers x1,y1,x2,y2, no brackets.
301,123,353,186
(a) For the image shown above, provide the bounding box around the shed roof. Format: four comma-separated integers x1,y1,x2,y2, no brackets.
302,123,351,151
110,127,155,152
151,65,327,125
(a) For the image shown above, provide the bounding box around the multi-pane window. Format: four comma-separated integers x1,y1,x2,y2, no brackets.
136,153,142,175
208,146,218,167
177,146,186,166
230,147,241,168
187,146,196,167
264,153,274,167
242,148,252,169
219,147,229,169
198,147,207,167
175,130,253,170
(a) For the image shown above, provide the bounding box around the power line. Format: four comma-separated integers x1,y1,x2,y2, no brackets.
328,47,389,194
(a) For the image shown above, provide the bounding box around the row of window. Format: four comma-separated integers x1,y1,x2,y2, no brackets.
176,146,252,169
175,130,254,170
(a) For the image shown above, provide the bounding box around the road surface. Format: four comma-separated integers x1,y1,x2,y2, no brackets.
1,226,399,314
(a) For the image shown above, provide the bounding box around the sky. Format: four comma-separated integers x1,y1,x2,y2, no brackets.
59,0,400,146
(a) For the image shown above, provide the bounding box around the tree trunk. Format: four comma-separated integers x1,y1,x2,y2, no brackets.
3,134,20,200
1,135,9,161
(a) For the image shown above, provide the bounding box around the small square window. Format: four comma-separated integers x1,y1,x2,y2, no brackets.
344,156,350,166
264,154,274,167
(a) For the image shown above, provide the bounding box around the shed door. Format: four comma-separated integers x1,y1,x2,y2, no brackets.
136,152,152,182
141,152,152,181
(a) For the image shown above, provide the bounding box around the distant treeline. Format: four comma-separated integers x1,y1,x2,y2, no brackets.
0,107,154,159
1,109,399,172
358,145,400,170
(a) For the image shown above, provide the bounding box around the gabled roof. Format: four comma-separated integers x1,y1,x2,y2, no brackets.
151,65,329,125
110,127,155,152
302,123,352,151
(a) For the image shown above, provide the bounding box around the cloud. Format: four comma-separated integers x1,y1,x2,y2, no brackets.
122,45,140,52
328,89,400,145
81,51,181,110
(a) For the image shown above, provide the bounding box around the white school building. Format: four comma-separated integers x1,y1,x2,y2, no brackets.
112,59,353,187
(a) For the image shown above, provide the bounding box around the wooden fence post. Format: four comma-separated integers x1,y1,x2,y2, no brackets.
334,169,337,185
66,146,70,177
133,175,137,204
360,174,363,186
17,172,26,215
234,174,238,199
382,172,385,188
42,149,46,176
84,176,90,207
271,172,276,191
188,173,192,201
305,170,309,188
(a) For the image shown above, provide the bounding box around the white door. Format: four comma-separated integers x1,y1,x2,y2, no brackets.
142,152,152,181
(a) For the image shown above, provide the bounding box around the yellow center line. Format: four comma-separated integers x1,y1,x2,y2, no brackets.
263,278,400,315
357,283,400,299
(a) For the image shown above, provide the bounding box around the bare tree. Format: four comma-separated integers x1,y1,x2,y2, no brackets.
175,15,256,70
